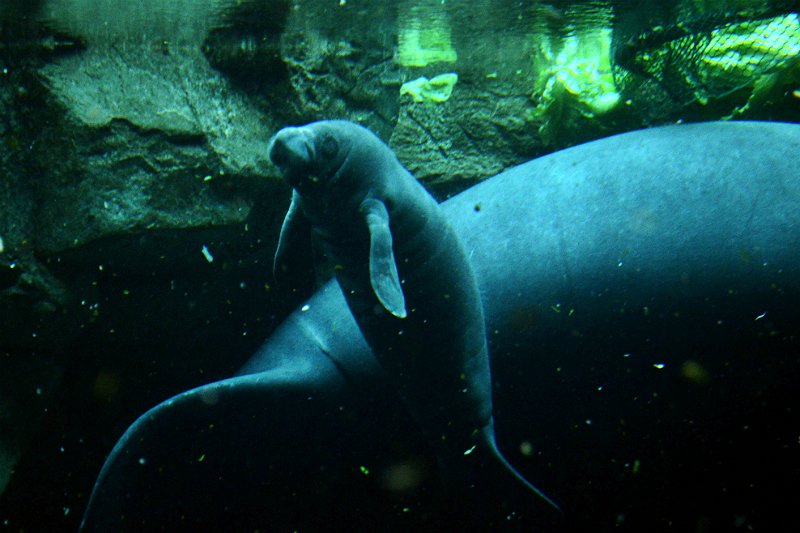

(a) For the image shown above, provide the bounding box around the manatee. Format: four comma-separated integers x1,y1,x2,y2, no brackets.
269,120,560,512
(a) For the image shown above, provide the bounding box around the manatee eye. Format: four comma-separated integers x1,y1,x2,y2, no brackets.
319,133,338,159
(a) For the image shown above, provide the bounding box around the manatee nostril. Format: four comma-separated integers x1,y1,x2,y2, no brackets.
268,137,289,168
268,129,311,174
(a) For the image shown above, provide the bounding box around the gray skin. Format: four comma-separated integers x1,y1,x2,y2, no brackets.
81,121,800,531
267,120,555,507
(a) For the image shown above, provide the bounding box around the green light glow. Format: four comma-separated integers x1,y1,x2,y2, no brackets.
399,73,459,103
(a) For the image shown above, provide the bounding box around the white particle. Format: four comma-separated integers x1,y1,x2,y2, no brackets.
201,245,214,263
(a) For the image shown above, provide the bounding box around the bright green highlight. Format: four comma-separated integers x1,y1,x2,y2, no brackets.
531,23,620,119
694,13,800,105
396,3,457,67
400,73,459,103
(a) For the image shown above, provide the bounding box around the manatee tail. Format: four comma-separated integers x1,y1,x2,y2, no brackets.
479,423,563,516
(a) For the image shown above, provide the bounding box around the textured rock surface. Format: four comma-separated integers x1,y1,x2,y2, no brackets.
391,82,536,195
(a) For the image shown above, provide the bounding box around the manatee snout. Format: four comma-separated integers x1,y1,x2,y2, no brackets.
268,127,313,178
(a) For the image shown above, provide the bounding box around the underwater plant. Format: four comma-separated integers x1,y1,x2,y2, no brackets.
527,4,620,145
399,73,459,103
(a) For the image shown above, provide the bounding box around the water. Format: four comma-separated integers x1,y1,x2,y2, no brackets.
1,0,799,531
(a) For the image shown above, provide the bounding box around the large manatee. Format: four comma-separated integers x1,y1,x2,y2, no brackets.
82,121,800,531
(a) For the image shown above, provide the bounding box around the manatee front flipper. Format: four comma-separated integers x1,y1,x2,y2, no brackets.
273,190,314,289
361,198,407,318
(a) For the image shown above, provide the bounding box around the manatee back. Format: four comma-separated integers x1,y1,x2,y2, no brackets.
446,121,800,330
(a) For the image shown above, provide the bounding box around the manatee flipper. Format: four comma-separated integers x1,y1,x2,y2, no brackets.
273,190,314,287
79,361,395,532
361,198,407,318
479,424,563,516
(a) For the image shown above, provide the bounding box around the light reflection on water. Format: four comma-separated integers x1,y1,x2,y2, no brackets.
38,0,232,43
32,0,674,46
30,0,794,131
31,0,650,85
26,0,624,101
32,0,772,59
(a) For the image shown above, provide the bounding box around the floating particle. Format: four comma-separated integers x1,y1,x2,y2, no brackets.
380,462,425,492
201,245,214,263
92,370,121,403
519,441,534,456
681,360,710,384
